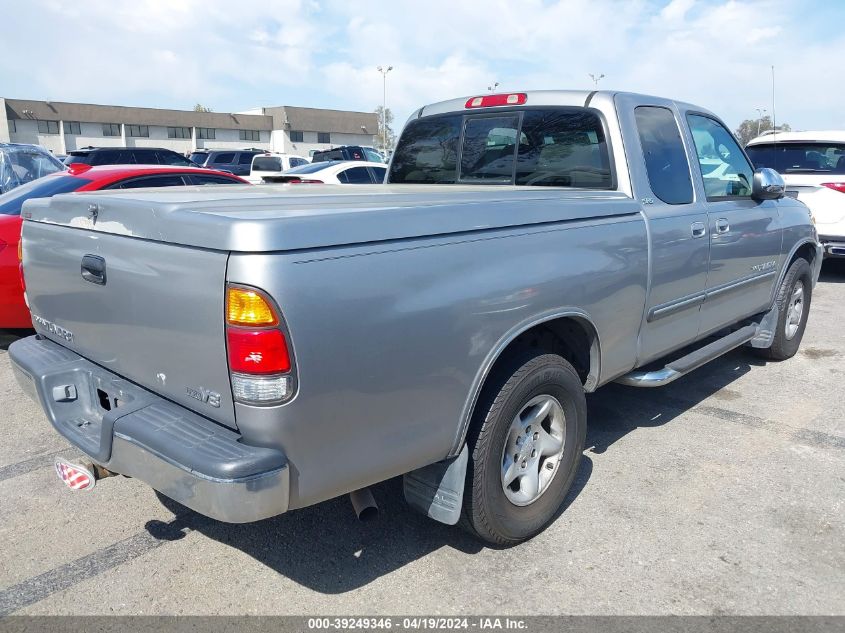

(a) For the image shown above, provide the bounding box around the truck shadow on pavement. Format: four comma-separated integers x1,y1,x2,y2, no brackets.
819,258,845,283
146,349,759,594
148,457,594,594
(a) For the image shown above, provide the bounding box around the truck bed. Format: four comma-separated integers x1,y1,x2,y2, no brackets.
22,184,639,252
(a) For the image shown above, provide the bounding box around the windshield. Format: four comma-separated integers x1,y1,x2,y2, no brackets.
252,156,283,172
746,142,845,174
388,108,612,187
0,174,86,215
0,147,67,194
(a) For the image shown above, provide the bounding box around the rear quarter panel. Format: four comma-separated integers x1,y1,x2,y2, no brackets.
228,215,648,509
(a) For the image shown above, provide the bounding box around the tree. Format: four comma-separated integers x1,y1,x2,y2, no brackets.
374,106,396,153
735,115,791,145
193,103,213,113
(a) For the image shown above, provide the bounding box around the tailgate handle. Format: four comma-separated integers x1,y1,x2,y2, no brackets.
81,254,106,285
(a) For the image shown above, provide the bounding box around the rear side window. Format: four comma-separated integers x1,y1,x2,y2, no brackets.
389,108,611,188
238,153,255,165
156,150,193,166
112,175,188,189
634,106,693,204
190,175,240,185
253,156,282,172
338,166,373,184
746,142,845,175
131,149,157,164
371,166,387,182
91,150,133,166
212,153,236,164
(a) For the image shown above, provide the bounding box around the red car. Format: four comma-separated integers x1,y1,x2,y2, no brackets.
0,164,247,328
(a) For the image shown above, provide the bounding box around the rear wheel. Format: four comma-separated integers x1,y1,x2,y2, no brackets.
756,257,812,361
461,349,586,545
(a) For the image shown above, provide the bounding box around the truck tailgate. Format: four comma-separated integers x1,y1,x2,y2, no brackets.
21,220,236,429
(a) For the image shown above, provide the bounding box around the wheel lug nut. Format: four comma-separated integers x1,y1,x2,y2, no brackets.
531,449,536,457
521,461,526,468
525,426,531,433
546,462,554,470
533,432,539,440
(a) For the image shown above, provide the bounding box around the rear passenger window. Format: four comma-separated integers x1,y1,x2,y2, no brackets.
238,153,254,165
687,114,753,199
114,175,187,189
213,153,235,164
91,150,132,166
339,166,373,184
634,106,693,204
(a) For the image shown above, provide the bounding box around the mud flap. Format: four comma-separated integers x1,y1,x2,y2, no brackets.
403,444,468,525
750,302,779,348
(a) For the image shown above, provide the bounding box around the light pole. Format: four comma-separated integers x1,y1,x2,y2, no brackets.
589,73,605,88
377,65,393,153
755,107,767,136
487,82,499,92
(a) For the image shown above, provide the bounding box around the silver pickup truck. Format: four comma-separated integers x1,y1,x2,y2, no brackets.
10,90,821,545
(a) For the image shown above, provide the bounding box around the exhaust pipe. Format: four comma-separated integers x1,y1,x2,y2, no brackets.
349,487,378,521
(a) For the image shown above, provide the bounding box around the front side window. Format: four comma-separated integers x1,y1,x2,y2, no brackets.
63,121,81,135
37,120,59,134
102,123,121,137
189,152,208,165
290,131,304,142
371,166,387,182
687,114,753,199
634,106,693,204
317,132,330,144
746,142,845,175
155,150,193,166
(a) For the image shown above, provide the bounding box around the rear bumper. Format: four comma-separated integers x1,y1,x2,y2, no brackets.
9,335,289,523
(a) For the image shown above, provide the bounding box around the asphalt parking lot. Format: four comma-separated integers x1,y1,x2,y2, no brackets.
0,261,843,616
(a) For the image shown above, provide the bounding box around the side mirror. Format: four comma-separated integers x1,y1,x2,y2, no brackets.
752,167,785,200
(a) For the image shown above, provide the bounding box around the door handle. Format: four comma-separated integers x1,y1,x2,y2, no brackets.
691,222,706,238
716,218,730,234
81,254,106,285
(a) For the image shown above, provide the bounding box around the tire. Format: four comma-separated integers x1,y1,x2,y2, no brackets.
460,349,587,545
756,257,813,361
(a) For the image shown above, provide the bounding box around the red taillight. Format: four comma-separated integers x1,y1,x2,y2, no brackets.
287,178,324,184
227,328,290,374
465,93,527,109
0,237,5,253
225,284,295,404
822,182,845,194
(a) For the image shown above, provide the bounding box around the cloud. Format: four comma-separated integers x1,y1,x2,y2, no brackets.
1,0,843,131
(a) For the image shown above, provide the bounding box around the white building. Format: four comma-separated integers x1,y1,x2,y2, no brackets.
0,97,378,156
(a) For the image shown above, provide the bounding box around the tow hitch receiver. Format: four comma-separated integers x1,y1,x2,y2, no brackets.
54,458,97,491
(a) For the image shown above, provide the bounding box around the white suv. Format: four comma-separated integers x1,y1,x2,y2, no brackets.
245,153,310,184
746,131,845,257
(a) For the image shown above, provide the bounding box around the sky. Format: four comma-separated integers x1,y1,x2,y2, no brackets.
1,0,843,133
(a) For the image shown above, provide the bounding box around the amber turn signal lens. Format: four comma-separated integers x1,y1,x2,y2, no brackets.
226,287,278,326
